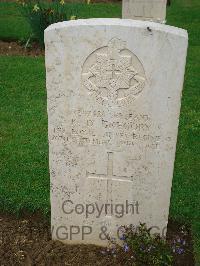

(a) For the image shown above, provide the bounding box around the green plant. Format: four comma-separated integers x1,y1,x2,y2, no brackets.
0,2,121,42
119,223,173,266
16,0,78,46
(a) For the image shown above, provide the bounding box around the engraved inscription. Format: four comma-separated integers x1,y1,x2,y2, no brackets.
62,108,161,151
82,38,145,106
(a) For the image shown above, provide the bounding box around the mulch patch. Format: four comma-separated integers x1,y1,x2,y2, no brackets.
0,41,44,57
0,212,195,265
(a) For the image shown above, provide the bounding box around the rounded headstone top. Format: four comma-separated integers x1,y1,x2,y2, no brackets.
45,18,188,39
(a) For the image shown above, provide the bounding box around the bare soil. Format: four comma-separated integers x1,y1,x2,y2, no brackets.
0,41,44,57
0,213,195,266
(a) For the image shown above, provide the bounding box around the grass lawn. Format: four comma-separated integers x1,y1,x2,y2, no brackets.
0,56,49,215
0,0,200,262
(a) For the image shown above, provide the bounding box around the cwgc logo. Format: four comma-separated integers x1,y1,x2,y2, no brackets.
82,38,146,106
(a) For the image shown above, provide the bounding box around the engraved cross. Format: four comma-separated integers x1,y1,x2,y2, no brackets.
111,63,116,78
109,62,119,79
86,152,133,214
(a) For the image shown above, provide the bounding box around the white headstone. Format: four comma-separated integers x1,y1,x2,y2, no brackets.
45,19,188,246
122,0,167,23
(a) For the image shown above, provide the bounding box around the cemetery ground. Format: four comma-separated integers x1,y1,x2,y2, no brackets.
0,0,199,265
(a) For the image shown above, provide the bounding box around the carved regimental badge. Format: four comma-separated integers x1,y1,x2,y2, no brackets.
82,38,145,106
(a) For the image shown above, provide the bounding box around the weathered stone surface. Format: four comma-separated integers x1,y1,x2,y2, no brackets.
122,0,167,23
45,19,188,246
